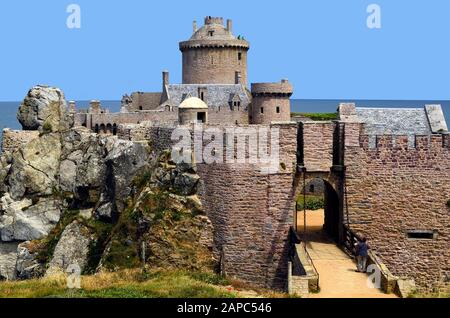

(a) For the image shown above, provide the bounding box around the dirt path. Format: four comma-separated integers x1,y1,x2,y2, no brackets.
297,210,397,298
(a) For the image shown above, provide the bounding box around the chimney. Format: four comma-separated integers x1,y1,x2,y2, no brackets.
193,20,197,33
89,100,101,114
235,71,242,84
227,19,233,33
68,101,76,113
162,70,169,88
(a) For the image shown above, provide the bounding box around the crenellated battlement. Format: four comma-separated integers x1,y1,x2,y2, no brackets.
359,134,450,150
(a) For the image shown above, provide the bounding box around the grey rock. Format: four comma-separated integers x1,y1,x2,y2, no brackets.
46,221,92,276
105,139,150,214
16,243,44,280
17,85,73,132
173,173,200,196
0,242,20,280
96,202,113,220
7,133,62,200
0,195,61,242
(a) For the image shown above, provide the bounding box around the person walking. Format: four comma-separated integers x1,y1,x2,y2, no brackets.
355,237,370,273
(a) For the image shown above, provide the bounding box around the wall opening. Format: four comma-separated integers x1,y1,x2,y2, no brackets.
406,230,436,240
197,112,206,123
276,106,280,114
238,52,242,61
296,178,341,243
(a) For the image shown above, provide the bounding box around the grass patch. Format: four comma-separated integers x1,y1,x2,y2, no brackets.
0,269,238,298
292,112,338,121
296,195,324,211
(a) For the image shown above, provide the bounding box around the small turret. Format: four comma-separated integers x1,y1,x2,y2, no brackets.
250,80,293,124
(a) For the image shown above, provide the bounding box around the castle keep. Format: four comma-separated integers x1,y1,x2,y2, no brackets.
2,17,449,295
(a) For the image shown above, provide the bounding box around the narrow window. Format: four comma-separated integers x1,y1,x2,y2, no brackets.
309,185,315,193
139,106,143,111
201,92,204,101
209,31,214,37
407,230,436,240
276,106,280,114
261,107,264,114
238,52,242,61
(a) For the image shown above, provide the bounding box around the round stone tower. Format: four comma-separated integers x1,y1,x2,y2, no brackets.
250,80,293,124
179,16,250,86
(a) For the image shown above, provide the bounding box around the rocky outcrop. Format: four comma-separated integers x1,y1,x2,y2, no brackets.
46,221,93,276
17,85,73,132
1,86,214,283
0,242,19,280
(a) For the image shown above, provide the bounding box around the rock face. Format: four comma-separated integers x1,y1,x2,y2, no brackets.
15,243,44,280
0,242,20,280
0,195,62,242
46,221,92,276
100,151,216,272
17,85,73,132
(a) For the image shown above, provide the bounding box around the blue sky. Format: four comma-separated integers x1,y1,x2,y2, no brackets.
0,0,449,101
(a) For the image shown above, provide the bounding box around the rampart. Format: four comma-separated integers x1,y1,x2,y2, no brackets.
344,130,450,292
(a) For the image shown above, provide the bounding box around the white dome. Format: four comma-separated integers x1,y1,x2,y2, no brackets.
179,97,208,109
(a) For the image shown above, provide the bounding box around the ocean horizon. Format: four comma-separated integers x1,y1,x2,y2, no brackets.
1,99,449,149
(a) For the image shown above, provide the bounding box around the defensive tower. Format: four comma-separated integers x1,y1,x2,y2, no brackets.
180,16,250,86
250,79,293,124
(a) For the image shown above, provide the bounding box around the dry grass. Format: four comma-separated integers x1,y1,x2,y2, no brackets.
0,269,293,299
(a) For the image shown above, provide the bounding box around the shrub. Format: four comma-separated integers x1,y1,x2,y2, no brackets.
42,122,53,133
296,195,324,211
291,112,338,121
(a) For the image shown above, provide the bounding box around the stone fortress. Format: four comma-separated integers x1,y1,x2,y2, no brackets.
72,16,293,131
2,17,449,295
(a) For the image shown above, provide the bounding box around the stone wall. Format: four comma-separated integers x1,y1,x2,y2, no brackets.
1,129,39,154
208,108,249,125
344,129,450,292
301,122,335,172
75,111,178,131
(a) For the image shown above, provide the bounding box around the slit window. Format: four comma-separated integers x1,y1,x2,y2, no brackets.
406,230,436,240
238,52,242,61
276,106,280,114
261,107,264,114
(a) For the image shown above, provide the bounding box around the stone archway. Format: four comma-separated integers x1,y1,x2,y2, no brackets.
294,171,344,244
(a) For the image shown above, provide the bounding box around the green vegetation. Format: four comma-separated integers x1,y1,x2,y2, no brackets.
291,112,338,121
42,122,53,134
0,270,237,298
0,269,294,298
296,195,324,211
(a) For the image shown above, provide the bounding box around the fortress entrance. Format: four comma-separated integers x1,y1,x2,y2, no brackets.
295,177,342,243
